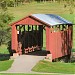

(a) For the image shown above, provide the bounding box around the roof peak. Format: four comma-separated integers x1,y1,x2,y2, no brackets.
10,14,73,26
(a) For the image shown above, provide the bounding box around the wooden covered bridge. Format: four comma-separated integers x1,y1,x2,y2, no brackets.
10,14,73,61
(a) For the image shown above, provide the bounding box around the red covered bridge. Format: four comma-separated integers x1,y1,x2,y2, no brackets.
10,14,73,61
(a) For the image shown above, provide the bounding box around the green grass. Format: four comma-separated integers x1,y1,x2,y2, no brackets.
7,2,73,22
0,45,13,71
0,60,14,71
0,74,61,75
32,60,75,74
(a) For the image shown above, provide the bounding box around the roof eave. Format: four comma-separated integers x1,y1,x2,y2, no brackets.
9,15,30,26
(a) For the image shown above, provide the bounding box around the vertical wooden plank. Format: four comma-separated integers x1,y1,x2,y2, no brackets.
18,25,21,42
71,25,73,49
23,25,25,49
11,25,18,52
38,26,43,47
46,26,50,51
32,25,33,31
32,25,34,46
28,25,29,31
68,25,73,55
28,25,29,47
35,25,38,45
49,32,57,59
57,31,63,58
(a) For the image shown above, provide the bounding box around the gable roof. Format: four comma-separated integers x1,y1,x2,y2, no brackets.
10,14,73,26
31,14,72,26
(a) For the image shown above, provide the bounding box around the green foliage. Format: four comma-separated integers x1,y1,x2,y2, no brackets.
0,0,75,8
0,45,9,54
0,60,14,71
0,57,9,61
0,11,14,45
32,60,75,74
7,0,14,7
0,0,7,11
65,0,75,14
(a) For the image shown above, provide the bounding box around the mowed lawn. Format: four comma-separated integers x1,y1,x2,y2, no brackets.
8,2,69,21
32,60,75,74
0,60,14,71
0,74,61,75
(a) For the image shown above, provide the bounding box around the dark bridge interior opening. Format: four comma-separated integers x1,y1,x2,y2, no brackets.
16,25,43,54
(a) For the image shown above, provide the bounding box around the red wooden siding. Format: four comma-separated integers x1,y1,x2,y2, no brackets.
14,17,42,25
49,29,72,59
11,25,18,52
46,26,50,51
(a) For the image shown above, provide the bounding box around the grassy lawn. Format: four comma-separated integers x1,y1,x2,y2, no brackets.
7,2,75,24
32,60,75,74
8,2,67,21
0,45,13,71
0,74,61,75
0,60,14,71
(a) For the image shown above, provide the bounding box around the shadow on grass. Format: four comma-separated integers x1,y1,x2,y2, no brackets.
71,60,75,63
0,54,10,61
72,48,75,52
71,49,75,63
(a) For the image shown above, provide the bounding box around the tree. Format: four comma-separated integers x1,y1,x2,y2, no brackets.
56,0,75,14
0,11,14,45
0,0,7,11
65,0,75,14
0,0,14,46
